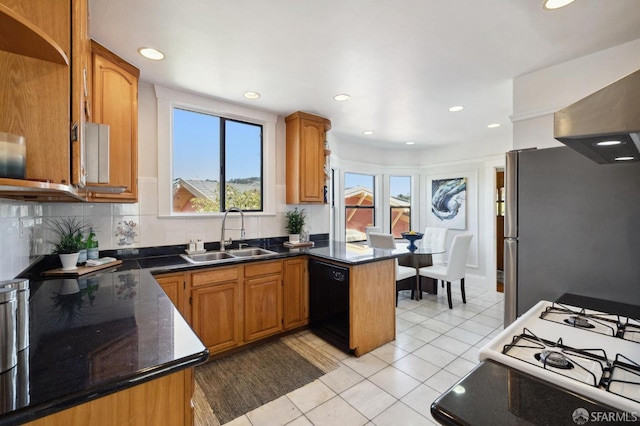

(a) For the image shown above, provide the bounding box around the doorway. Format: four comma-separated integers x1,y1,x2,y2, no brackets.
496,169,505,292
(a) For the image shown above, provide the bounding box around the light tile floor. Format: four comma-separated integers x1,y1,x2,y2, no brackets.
224,281,504,426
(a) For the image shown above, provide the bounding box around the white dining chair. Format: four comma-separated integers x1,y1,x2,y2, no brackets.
365,226,381,245
421,227,448,265
418,233,472,309
368,232,418,306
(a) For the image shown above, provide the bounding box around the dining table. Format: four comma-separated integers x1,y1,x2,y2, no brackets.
395,242,446,300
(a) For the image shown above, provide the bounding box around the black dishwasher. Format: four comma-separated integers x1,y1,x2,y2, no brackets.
308,259,351,353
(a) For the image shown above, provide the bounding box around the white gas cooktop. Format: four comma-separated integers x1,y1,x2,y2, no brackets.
479,300,640,414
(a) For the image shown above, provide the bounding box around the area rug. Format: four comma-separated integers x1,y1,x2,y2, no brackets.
194,334,339,425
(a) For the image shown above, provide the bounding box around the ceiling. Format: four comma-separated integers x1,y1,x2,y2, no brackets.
89,0,640,150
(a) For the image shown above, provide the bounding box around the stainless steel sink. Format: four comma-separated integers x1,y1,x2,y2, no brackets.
181,251,235,264
180,247,277,264
227,247,277,257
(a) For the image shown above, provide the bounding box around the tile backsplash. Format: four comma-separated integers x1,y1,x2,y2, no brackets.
0,187,329,280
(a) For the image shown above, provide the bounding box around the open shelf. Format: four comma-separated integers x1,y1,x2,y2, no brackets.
0,3,69,65
0,178,85,201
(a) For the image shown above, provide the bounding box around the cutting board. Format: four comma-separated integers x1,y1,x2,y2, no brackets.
43,259,123,276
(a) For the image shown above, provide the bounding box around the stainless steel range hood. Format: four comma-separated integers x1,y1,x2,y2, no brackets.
554,68,640,164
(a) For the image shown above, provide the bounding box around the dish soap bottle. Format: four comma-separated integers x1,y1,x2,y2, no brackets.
86,228,99,260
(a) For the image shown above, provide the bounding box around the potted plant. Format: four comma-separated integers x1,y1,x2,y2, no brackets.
47,217,91,270
285,207,306,243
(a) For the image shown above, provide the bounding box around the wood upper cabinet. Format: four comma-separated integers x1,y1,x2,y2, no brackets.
0,0,71,185
190,266,242,354
283,257,308,330
70,0,90,186
243,260,283,342
88,40,139,202
285,111,331,204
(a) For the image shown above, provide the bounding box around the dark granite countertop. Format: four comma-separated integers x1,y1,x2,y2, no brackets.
431,360,626,426
0,237,407,424
431,294,638,426
0,267,208,425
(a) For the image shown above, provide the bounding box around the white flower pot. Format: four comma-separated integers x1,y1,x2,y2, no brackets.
289,234,300,243
59,278,80,295
59,253,80,271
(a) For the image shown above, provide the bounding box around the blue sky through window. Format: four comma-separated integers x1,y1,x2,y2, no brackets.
173,108,261,181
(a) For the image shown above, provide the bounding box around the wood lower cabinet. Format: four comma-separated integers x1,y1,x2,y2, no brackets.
283,257,308,330
155,257,310,357
350,258,396,356
244,260,283,342
190,266,243,354
88,40,139,202
24,368,194,426
285,111,331,204
155,272,189,320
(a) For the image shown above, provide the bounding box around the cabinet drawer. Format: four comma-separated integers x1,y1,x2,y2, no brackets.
244,260,282,278
191,266,240,287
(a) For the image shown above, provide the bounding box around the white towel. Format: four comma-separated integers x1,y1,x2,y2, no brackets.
85,257,117,267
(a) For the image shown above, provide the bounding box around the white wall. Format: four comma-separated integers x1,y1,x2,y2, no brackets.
512,38,640,150
2,38,638,280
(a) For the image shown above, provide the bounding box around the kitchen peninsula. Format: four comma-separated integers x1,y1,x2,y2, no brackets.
0,239,403,425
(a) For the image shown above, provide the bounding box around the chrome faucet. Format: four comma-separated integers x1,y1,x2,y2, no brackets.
220,207,245,251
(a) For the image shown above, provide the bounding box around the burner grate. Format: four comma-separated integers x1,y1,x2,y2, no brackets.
502,328,609,387
608,354,640,404
540,304,619,337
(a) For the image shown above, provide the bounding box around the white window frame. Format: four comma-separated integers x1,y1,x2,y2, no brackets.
155,85,277,217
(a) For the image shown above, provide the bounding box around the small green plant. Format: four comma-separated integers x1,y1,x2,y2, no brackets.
47,217,91,254
285,208,306,235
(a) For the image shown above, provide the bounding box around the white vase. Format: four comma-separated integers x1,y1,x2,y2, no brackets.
289,234,300,243
59,253,80,271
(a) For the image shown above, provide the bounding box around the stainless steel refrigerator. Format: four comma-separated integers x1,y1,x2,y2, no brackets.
504,146,640,326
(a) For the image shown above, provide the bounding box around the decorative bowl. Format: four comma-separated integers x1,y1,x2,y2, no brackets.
401,232,424,251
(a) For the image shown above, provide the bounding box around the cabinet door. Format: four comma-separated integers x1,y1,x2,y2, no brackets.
0,0,70,185
285,111,330,204
70,0,90,186
244,274,283,342
89,40,139,202
191,282,242,354
298,119,326,203
155,273,187,320
283,257,308,330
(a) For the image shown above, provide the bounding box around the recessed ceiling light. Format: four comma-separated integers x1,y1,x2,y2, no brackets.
363,130,374,135
615,156,635,161
243,91,261,99
448,106,464,112
487,123,501,128
542,0,575,10
333,94,350,102
405,141,415,145
137,47,165,61
595,140,622,146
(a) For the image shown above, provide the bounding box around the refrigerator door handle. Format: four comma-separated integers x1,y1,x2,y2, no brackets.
505,151,518,239
504,238,518,326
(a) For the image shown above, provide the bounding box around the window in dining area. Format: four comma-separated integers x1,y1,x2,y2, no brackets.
344,173,375,242
390,175,411,238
